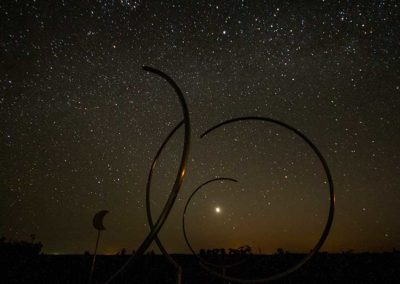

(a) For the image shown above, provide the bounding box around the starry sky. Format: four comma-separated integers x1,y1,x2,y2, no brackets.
1,1,399,255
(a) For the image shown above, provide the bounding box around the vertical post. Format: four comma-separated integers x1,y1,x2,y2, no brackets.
177,266,182,284
89,230,101,284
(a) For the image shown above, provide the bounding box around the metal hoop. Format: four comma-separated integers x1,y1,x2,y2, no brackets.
193,117,335,283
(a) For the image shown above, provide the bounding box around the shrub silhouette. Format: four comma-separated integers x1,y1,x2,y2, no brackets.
0,235,43,258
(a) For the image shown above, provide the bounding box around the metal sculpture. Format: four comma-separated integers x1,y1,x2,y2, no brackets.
145,120,184,284
104,67,335,283
190,117,335,283
182,177,250,270
105,66,191,283
89,210,109,283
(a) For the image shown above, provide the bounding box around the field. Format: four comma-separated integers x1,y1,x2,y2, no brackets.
3,252,400,283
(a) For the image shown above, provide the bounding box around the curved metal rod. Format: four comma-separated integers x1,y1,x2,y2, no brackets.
105,67,191,283
182,177,250,269
146,121,184,274
196,116,335,283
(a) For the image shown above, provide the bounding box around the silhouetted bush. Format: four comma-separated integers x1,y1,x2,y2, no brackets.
0,236,43,258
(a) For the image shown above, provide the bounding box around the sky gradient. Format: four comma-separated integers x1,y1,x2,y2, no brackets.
1,1,399,255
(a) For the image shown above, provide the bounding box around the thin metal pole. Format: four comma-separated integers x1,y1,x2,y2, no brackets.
89,230,101,284
177,266,182,284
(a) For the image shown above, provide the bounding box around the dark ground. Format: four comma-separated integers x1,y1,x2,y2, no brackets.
3,252,400,283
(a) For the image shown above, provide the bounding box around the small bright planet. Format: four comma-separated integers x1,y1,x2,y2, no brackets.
215,207,221,213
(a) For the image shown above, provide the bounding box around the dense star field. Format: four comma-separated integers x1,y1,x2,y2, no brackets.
1,1,399,256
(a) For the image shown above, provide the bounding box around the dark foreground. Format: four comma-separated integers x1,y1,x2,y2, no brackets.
3,252,400,283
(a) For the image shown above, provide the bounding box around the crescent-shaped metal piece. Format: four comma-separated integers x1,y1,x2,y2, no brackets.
92,210,109,231
105,67,191,283
182,177,251,269
195,116,335,283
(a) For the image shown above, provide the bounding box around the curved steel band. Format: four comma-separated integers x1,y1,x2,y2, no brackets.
106,67,335,283
193,117,335,283
145,121,184,273
182,177,251,269
105,67,191,283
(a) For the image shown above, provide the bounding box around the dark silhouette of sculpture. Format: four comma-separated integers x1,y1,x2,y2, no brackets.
104,67,335,284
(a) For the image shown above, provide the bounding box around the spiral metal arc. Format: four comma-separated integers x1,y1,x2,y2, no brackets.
145,121,184,278
192,117,335,283
105,67,335,283
105,67,191,283
182,177,251,269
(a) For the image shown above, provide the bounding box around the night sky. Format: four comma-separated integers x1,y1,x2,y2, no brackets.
1,1,399,255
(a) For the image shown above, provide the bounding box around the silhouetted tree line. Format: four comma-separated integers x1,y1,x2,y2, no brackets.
199,245,252,256
83,247,155,256
0,235,43,258
2,236,400,283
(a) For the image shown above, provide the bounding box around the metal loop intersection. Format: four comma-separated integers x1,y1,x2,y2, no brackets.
105,67,335,283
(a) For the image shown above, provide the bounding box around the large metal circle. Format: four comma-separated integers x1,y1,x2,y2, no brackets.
191,117,335,283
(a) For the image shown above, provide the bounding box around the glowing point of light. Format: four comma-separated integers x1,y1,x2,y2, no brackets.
215,207,221,213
